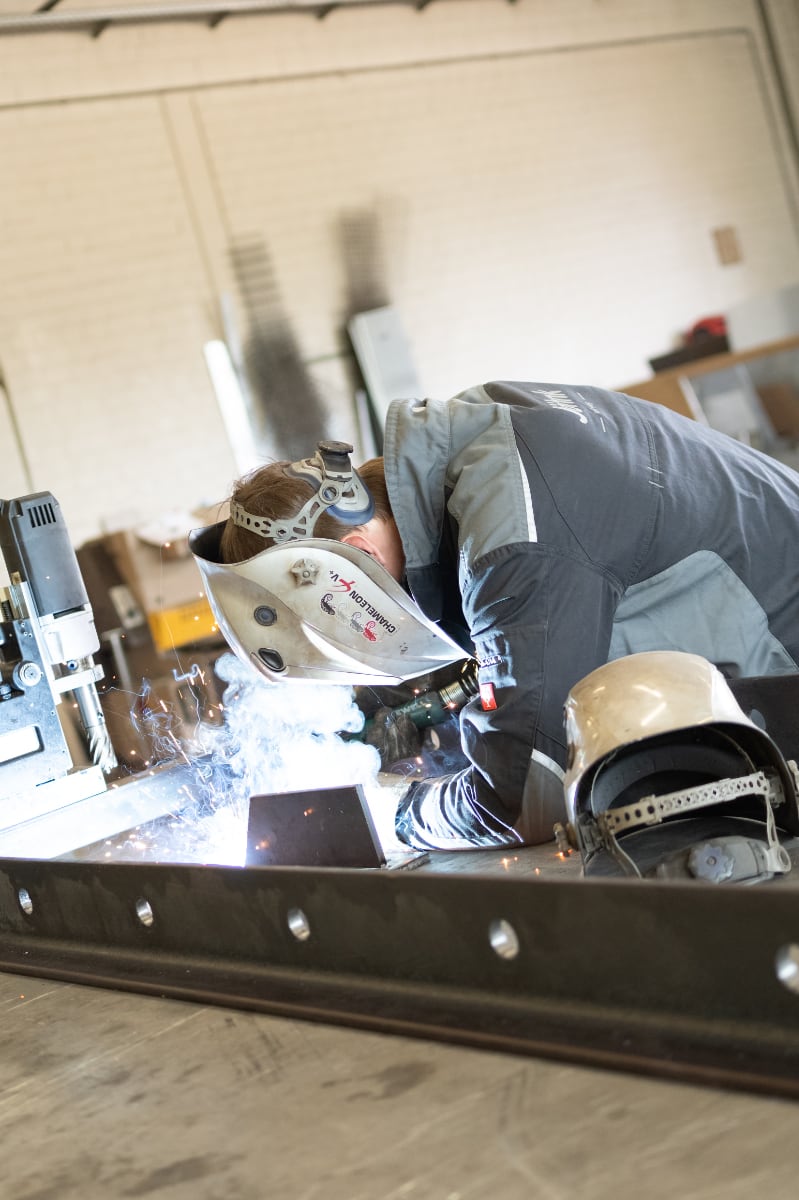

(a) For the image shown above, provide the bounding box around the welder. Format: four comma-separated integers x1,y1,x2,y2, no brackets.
191,379,799,852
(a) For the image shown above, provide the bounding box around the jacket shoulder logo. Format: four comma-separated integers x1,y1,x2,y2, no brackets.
531,388,588,424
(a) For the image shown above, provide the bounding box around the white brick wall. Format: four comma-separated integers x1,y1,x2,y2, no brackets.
0,0,797,542
0,97,238,543
192,33,789,400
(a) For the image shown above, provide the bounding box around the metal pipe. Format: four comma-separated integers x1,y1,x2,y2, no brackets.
755,0,799,192
0,0,433,36
0,370,34,496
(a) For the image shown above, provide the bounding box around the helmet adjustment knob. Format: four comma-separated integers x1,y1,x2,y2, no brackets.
290,559,319,586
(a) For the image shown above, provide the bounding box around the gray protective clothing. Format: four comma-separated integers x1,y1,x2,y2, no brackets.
387,380,799,850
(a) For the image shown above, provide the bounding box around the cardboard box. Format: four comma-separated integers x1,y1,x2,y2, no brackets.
757,383,799,438
103,505,226,652
105,527,206,614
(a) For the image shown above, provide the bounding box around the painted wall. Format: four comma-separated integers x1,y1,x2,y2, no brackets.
0,0,798,544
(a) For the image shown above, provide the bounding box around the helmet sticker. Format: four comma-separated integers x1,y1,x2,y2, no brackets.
325,569,398,634
319,592,396,641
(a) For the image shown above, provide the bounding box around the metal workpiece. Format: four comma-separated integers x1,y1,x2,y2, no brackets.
0,760,223,860
2,855,799,1099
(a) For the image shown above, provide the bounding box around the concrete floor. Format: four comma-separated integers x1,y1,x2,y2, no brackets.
2,966,799,1200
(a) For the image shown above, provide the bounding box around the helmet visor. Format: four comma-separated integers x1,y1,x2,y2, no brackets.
190,522,466,686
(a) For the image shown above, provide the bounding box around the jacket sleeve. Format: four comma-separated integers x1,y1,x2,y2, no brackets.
394,543,620,849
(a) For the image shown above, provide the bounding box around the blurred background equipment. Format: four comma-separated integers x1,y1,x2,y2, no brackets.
0,492,116,810
647,314,730,373
0,492,230,859
348,305,424,454
727,282,799,352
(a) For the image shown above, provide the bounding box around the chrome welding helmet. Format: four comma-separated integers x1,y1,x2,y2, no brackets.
563,651,799,883
189,441,465,686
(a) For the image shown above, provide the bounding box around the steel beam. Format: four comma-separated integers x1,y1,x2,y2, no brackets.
1,856,799,1098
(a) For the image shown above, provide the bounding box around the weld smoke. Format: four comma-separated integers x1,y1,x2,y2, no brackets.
122,653,382,866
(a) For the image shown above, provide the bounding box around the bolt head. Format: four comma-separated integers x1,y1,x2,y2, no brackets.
290,558,319,586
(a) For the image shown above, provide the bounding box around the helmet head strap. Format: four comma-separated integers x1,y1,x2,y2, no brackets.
231,440,375,544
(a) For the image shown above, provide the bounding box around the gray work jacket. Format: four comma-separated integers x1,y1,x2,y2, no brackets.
384,380,799,849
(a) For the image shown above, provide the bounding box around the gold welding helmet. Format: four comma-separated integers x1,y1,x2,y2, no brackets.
563,651,799,883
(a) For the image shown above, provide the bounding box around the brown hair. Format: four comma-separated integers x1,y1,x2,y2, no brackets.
220,456,392,562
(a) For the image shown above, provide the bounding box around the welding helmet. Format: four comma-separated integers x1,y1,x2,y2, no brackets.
190,439,465,686
563,651,799,883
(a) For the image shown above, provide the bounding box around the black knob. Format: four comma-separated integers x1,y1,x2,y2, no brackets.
318,441,353,472
258,648,285,672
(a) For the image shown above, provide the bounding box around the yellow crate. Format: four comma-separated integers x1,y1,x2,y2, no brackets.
147,598,219,652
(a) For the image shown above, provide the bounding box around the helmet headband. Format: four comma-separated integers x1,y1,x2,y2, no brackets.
232,441,375,544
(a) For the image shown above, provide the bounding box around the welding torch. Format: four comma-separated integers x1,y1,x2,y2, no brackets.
355,658,479,750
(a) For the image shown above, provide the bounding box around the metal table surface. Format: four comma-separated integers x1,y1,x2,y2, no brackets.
3,964,799,1200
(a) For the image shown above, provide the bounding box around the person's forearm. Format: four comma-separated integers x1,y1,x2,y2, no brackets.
395,771,524,850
